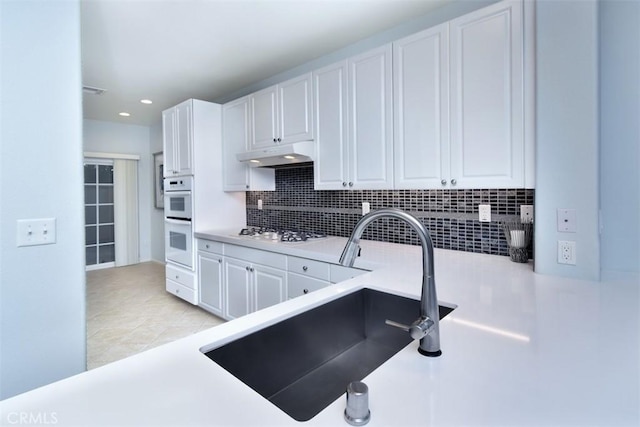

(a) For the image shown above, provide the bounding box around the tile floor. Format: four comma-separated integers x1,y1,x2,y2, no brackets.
86,261,225,370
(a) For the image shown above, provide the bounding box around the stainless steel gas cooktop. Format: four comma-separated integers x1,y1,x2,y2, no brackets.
238,227,327,243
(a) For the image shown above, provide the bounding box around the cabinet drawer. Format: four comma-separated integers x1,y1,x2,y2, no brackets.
329,264,368,283
198,239,223,254
166,279,197,305
166,264,195,289
288,256,330,281
287,273,329,299
225,244,287,270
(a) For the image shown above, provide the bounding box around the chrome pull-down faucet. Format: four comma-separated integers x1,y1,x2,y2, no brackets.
339,208,442,357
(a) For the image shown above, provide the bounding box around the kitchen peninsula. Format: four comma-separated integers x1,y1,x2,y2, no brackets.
1,233,637,426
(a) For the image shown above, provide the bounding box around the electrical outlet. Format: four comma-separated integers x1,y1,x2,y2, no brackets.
257,199,263,210
557,240,576,265
520,205,534,223
478,204,491,222
362,202,370,216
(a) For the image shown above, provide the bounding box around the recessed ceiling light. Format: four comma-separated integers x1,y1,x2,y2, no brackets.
284,155,295,160
140,99,153,105
119,112,131,117
249,160,260,163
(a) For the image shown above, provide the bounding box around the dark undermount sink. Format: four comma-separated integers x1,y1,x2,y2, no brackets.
203,288,455,422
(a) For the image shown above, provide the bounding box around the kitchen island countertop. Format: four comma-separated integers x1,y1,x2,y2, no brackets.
1,228,638,426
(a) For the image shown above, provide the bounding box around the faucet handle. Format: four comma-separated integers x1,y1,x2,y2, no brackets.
385,319,410,332
386,317,435,340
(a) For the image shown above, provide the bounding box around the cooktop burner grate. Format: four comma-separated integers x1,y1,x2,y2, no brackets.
238,227,327,242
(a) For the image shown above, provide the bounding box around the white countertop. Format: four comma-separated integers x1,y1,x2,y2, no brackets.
2,229,638,426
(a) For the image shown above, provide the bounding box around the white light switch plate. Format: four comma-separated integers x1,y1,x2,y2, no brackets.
479,205,491,222
17,218,56,247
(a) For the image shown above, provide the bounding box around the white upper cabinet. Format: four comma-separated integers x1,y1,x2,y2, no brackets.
349,44,394,189
393,24,450,189
394,0,526,189
222,97,275,191
163,100,193,176
250,85,279,148
314,45,393,190
250,73,313,149
449,0,525,188
279,74,314,144
313,60,350,190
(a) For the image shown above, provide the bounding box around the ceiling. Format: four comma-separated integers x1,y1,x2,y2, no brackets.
81,0,451,126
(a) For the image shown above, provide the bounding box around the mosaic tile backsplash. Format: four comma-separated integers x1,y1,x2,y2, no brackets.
246,165,534,258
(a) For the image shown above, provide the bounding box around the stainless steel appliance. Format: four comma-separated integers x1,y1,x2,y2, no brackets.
164,177,194,269
236,141,314,167
237,227,327,243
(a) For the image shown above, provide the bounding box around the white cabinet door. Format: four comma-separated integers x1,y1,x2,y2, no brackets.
287,273,329,299
313,60,349,190
250,85,279,149
349,44,394,189
162,108,176,178
279,73,313,144
198,251,224,317
223,257,252,320
162,100,193,176
175,100,193,176
449,0,524,188
222,97,275,191
253,264,286,311
313,45,393,191
394,24,450,189
222,97,251,190
222,254,286,319
250,73,313,149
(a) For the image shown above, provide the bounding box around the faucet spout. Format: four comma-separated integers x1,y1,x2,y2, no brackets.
339,208,441,357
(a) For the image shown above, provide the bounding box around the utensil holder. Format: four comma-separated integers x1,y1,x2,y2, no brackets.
502,221,533,263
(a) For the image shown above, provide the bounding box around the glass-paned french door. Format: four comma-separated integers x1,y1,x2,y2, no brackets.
84,159,115,269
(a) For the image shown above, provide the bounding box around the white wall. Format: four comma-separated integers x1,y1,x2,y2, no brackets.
599,0,640,273
149,120,165,262
83,119,157,263
534,0,600,280
0,0,86,399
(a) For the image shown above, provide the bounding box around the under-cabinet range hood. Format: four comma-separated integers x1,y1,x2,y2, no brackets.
236,141,314,167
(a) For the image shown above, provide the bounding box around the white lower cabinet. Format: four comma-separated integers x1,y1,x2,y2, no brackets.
165,264,197,305
196,241,370,318
223,257,252,320
197,239,225,317
222,244,287,320
223,257,286,320
253,265,287,311
287,255,331,298
287,273,329,299
198,251,224,318
286,256,367,299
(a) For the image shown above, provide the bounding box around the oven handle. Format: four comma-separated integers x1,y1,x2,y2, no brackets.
165,191,192,197
165,217,192,225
